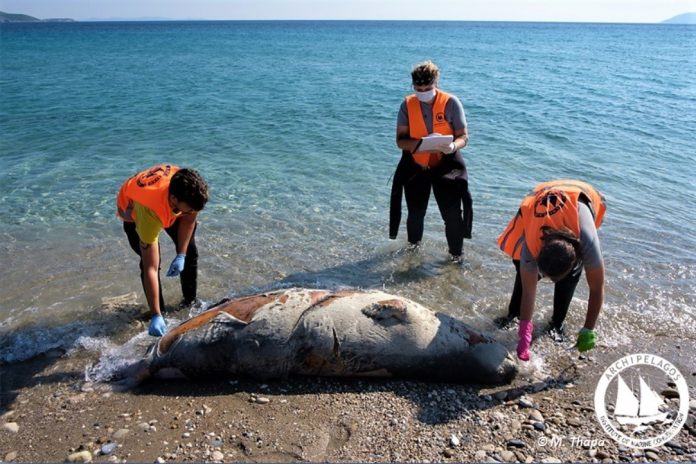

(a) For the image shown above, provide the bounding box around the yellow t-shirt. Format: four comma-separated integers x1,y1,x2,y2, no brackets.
134,202,164,245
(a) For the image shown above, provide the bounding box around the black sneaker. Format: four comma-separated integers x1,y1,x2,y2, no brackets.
406,241,422,252
494,314,517,330
179,297,202,310
546,322,566,343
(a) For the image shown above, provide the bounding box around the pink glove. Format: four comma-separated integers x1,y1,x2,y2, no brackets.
517,320,533,361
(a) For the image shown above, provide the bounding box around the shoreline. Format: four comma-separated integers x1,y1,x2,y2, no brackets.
2,332,695,463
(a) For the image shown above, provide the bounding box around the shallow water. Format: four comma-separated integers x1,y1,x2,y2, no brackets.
1,21,695,367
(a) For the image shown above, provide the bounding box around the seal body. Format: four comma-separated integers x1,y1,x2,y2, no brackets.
139,288,517,385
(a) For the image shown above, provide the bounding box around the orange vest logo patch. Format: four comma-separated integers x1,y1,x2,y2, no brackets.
533,190,569,218
136,165,172,188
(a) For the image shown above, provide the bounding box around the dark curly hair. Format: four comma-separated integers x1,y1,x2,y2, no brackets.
169,168,209,212
537,226,581,280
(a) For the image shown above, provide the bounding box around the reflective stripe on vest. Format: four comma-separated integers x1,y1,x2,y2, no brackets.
116,164,181,228
406,90,454,168
497,179,606,260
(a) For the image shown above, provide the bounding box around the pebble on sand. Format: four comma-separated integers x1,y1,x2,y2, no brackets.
507,439,525,448
112,429,129,440
2,422,19,433
528,409,544,422
518,398,534,409
100,443,118,455
567,417,582,427
449,434,461,447
67,450,93,463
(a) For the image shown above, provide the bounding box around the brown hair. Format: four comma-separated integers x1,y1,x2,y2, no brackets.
169,168,209,212
411,60,440,86
537,227,581,279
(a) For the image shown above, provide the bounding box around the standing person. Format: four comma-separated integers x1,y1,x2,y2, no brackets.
390,60,473,261
496,180,606,360
116,164,209,336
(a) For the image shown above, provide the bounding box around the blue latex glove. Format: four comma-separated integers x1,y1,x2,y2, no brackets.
166,254,186,277
148,314,167,337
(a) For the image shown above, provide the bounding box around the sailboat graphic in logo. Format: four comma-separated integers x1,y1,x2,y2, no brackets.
613,374,670,425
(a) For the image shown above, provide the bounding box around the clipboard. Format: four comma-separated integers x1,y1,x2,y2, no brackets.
417,134,453,152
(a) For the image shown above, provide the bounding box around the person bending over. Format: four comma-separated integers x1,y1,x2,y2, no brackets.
116,164,209,336
496,179,606,360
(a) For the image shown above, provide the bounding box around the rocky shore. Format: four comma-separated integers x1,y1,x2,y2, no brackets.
2,340,695,463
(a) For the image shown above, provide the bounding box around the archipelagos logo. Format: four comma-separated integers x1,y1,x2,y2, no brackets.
594,353,689,448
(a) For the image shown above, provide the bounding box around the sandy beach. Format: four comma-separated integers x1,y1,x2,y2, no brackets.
2,302,695,464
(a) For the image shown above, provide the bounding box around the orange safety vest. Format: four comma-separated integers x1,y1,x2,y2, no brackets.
116,164,181,228
406,90,454,168
497,180,606,260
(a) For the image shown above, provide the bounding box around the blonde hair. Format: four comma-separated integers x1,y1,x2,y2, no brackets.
411,60,440,86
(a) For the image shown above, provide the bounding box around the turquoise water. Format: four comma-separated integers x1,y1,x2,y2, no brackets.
1,21,695,364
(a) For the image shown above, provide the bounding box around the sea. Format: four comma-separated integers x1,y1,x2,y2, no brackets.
1,21,695,374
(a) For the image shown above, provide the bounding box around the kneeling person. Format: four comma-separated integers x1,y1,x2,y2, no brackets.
117,164,209,336
496,180,606,360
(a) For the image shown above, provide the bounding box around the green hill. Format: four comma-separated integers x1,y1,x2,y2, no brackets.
0,11,74,22
0,11,40,22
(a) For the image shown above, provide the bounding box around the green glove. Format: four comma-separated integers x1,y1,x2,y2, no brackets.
576,328,597,352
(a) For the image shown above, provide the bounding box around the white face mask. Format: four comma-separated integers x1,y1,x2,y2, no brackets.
415,88,436,102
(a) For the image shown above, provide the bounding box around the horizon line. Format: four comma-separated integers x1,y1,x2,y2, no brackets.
17,17,690,25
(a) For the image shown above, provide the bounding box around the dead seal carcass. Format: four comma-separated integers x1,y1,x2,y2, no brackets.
122,288,517,385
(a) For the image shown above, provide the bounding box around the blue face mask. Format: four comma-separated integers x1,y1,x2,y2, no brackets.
415,88,436,102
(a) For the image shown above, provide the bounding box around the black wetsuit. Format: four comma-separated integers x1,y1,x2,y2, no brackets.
506,259,582,330
389,150,472,256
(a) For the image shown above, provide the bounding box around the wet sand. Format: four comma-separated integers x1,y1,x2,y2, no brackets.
1,309,695,463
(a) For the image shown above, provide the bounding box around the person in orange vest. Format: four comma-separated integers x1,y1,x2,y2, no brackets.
390,60,473,261
117,164,209,336
496,180,606,360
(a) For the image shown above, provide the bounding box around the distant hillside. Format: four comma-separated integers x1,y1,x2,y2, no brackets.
662,12,696,24
0,11,74,23
0,11,39,22
82,16,174,22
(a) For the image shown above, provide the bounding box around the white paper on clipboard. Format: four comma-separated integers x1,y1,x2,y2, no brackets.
418,134,453,152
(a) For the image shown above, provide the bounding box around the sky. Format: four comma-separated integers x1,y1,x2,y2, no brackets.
0,0,693,23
